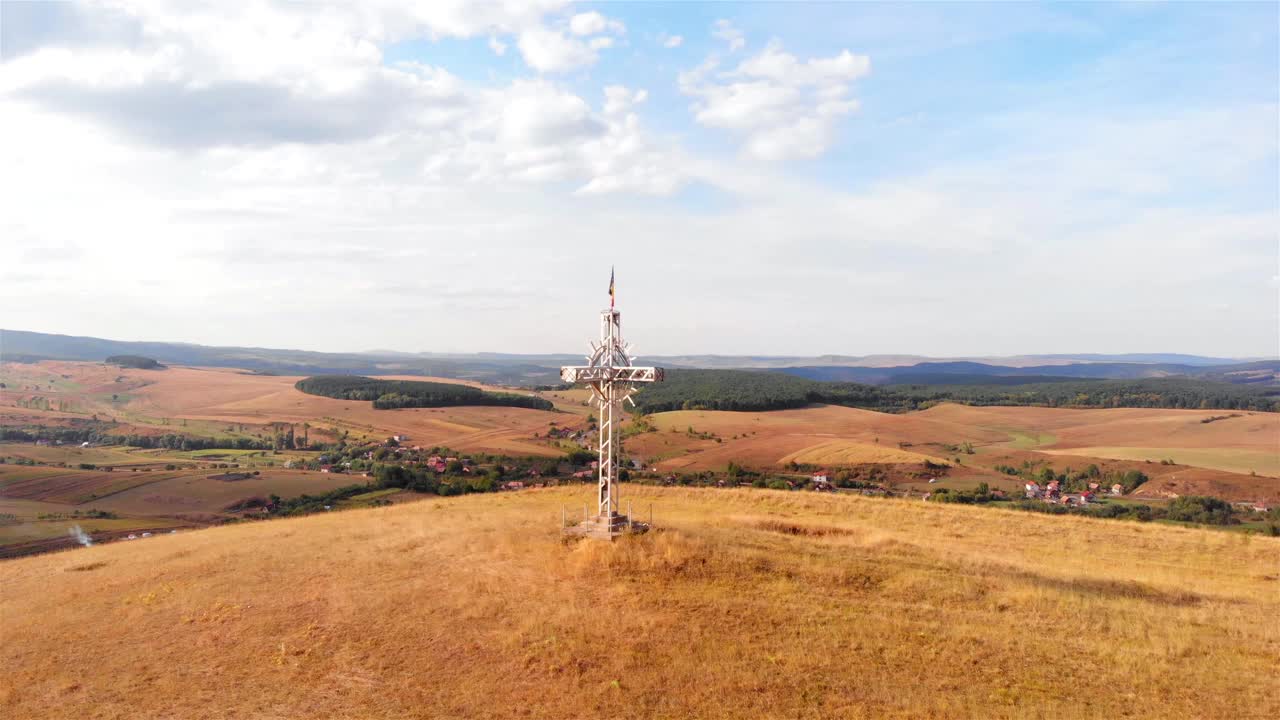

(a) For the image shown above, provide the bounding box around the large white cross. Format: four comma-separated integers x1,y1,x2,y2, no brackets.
560,308,663,520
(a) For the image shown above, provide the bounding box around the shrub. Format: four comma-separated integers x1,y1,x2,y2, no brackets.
1166,496,1237,525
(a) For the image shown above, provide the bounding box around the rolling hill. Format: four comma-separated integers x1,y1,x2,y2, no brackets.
2,486,1276,719
780,360,1280,385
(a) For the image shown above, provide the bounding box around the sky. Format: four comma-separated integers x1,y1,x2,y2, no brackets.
1,0,1277,358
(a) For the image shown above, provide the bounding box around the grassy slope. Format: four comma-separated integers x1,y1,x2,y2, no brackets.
1042,446,1280,477
3,487,1278,719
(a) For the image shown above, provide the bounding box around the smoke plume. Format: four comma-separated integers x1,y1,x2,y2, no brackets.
69,525,93,547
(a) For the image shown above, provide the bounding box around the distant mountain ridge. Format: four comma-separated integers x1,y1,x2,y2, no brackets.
2,328,1274,387
780,360,1280,386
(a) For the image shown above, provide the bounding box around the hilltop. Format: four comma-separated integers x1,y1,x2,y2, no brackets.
2,486,1276,719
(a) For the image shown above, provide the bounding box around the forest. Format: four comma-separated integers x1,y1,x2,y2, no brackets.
105,354,163,369
295,376,554,410
632,370,1279,414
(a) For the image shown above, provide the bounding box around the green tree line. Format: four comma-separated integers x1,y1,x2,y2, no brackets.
632,370,1278,414
295,376,553,410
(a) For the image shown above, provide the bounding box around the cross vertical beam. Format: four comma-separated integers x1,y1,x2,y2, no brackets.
561,302,663,533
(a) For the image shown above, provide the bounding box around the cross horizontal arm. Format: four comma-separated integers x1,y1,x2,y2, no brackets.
560,366,664,384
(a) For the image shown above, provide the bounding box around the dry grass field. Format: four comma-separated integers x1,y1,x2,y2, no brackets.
4,361,1276,501
1,361,572,456
626,404,1277,500
778,439,951,466
2,486,1277,719
1043,446,1279,477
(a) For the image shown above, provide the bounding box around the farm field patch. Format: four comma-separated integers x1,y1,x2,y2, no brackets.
0,516,185,545
0,443,152,467
0,466,191,504
778,439,950,466
91,470,365,515
1042,446,1279,478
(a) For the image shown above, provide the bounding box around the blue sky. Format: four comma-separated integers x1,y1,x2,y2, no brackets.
1,1,1276,357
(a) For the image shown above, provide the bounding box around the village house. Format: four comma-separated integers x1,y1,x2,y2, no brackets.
1024,481,1041,499
812,470,829,485
1111,483,1124,495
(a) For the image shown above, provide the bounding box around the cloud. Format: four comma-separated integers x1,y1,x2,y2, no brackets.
603,85,648,115
680,40,871,160
568,11,624,37
0,2,682,195
516,10,624,72
517,26,599,73
6,54,467,148
712,19,745,51
661,34,684,49
488,35,507,56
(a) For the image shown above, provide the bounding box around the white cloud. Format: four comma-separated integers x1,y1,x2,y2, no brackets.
0,1,681,195
603,85,648,115
568,11,624,37
517,26,598,73
662,34,684,49
681,40,871,160
488,35,507,56
516,10,625,71
712,19,745,51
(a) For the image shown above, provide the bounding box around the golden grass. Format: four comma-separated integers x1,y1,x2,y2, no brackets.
779,439,951,466
1044,446,1280,478
3,486,1277,719
1,361,579,457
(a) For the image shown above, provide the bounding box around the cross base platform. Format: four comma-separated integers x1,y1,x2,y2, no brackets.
563,512,650,540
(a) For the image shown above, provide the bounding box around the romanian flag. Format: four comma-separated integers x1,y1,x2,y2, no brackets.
608,267,615,307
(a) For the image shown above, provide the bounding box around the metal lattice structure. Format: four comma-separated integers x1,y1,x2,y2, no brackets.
561,302,663,528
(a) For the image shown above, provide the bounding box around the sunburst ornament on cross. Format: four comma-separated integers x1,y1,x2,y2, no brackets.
560,269,663,537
